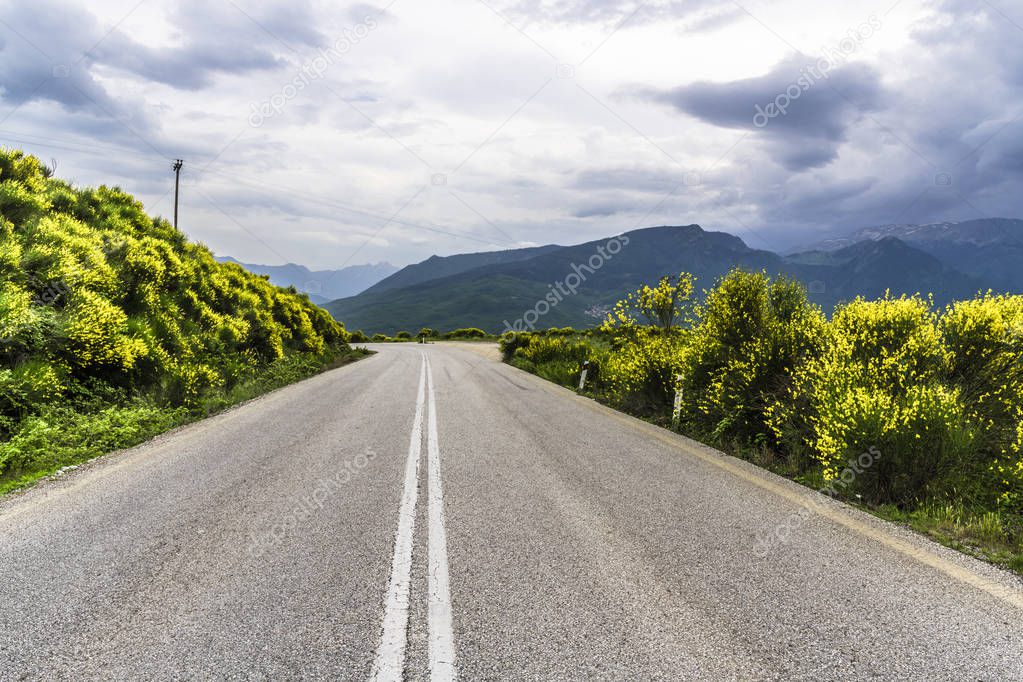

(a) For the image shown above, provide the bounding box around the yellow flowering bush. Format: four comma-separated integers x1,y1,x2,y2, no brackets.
64,290,148,370
0,281,32,338
25,214,119,294
941,294,1023,508
513,275,1023,511
0,220,22,277
0,148,349,440
176,363,226,405
679,271,826,446
602,272,694,332
782,295,979,504
601,328,690,408
511,334,599,386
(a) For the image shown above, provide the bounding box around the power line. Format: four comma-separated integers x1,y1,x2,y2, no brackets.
0,129,518,249
199,167,516,248
0,129,167,162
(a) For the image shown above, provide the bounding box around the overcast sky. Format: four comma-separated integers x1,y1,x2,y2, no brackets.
1,0,1020,268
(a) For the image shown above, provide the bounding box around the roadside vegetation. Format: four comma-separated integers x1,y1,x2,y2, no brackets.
0,149,365,494
355,327,496,342
501,269,1023,574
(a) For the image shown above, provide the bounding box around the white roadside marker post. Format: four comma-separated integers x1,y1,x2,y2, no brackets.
671,375,683,429
578,361,589,391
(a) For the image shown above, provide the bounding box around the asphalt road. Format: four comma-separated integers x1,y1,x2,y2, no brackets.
2,342,1022,681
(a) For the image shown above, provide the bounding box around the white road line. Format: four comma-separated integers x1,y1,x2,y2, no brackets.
426,356,457,681
370,354,427,682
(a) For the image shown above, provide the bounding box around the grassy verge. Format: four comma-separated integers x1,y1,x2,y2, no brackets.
507,349,1023,577
875,503,1023,574
749,447,1023,575
0,346,370,496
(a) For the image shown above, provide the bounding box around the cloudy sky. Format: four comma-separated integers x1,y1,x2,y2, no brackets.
0,0,1020,268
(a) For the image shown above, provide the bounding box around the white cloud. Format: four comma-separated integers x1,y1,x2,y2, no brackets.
0,0,1019,265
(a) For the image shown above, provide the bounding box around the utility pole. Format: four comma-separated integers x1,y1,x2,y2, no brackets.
172,159,183,229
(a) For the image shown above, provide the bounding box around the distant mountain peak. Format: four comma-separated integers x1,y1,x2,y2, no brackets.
806,218,1023,252
215,257,399,302
793,218,1023,294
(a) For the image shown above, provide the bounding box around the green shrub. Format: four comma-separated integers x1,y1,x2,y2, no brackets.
395,331,412,340
444,327,488,339
781,295,974,504
532,359,585,386
499,267,1023,565
679,271,826,447
0,357,65,414
941,294,1023,509
0,402,185,487
499,331,535,362
510,336,599,389
601,328,689,409
0,148,355,485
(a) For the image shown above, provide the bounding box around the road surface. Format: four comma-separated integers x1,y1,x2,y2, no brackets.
2,343,1022,680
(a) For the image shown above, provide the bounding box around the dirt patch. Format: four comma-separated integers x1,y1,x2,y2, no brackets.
437,341,501,362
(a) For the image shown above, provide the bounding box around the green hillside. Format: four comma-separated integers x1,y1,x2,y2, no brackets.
0,149,358,491
362,243,562,295
326,225,985,334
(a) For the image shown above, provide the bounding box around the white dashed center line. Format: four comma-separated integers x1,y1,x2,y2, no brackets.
370,355,426,681
371,353,457,681
426,356,456,680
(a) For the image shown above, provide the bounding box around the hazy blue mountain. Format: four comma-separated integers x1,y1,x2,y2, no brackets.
215,257,398,302
787,237,984,305
799,218,1023,292
325,225,989,335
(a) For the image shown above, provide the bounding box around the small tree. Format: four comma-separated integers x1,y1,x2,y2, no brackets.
603,272,695,332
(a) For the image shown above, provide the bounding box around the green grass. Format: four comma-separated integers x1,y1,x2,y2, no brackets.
0,347,370,496
873,502,1023,574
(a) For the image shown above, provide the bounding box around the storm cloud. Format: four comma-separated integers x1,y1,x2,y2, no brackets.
646,57,887,170
0,0,1021,265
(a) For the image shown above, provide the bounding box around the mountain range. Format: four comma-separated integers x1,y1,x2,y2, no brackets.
317,218,1014,335
214,257,398,303
799,219,1023,293
321,219,1021,334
